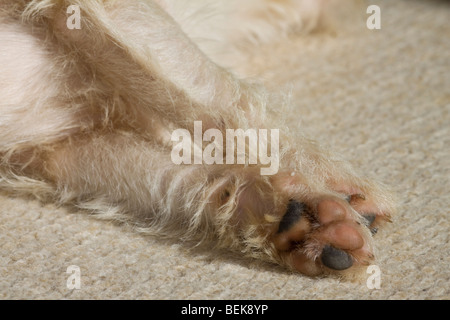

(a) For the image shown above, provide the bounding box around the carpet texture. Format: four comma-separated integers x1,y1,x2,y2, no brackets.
1,0,449,299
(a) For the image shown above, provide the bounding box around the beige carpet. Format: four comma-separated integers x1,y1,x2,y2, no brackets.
1,0,449,299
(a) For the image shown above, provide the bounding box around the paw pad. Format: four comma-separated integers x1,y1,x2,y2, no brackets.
321,245,353,270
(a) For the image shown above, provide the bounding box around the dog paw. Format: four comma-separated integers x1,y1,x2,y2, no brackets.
271,191,392,276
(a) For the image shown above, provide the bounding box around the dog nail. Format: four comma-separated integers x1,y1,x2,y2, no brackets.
321,245,353,270
350,193,366,202
370,227,378,235
277,200,308,233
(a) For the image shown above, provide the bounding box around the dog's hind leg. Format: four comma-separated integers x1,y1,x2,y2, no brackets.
16,0,266,133
0,0,396,278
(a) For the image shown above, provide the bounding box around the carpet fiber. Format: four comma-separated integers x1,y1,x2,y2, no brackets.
1,0,449,299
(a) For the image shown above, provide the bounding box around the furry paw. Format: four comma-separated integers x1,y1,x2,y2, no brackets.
271,189,392,276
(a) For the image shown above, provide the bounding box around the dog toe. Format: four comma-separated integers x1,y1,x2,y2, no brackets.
277,200,308,233
273,201,311,251
320,245,353,270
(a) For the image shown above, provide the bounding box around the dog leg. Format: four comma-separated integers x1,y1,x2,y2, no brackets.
0,0,395,277
15,0,266,132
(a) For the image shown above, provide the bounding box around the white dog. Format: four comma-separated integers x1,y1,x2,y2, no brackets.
0,0,395,277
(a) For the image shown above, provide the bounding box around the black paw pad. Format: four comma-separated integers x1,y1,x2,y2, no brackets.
277,201,308,233
362,213,376,226
321,245,353,270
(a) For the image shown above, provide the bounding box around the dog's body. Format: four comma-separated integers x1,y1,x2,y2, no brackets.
0,0,395,277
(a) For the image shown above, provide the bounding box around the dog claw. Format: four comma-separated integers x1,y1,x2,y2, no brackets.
320,245,353,270
350,193,366,202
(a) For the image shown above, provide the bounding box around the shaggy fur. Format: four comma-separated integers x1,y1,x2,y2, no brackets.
0,0,396,278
